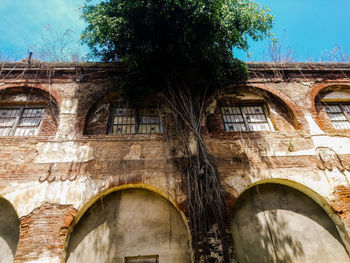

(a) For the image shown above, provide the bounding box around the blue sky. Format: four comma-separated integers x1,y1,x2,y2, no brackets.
0,0,87,60
0,0,349,62
236,0,350,61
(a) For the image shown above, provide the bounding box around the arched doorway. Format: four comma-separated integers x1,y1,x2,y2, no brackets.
66,188,191,263
231,183,349,263
0,197,20,263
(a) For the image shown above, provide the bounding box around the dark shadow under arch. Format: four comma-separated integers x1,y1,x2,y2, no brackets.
0,197,20,263
65,187,191,263
231,183,349,263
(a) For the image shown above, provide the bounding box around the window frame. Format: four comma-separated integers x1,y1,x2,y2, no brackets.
220,103,274,132
323,102,350,130
108,106,162,135
124,255,159,263
0,105,46,136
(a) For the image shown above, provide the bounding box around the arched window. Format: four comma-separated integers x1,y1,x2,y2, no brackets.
208,86,300,133
323,103,350,130
108,107,162,134
221,104,273,131
85,92,162,135
0,87,59,136
315,87,350,131
0,107,45,136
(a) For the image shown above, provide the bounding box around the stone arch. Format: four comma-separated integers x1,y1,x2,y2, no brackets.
230,179,350,263
65,184,192,263
0,196,20,263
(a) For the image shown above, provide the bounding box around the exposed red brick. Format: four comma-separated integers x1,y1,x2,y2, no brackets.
14,203,77,262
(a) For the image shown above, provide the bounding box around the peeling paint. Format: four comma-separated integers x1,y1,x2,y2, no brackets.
1,176,100,217
305,112,325,135
60,99,78,114
123,144,142,160
34,142,94,163
24,255,61,263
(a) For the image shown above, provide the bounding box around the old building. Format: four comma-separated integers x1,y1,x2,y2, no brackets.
0,62,350,263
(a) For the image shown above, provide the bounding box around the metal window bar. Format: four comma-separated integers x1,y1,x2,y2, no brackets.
112,108,136,134
243,105,271,131
0,107,44,136
15,108,45,136
111,107,162,134
0,108,20,136
325,104,350,130
221,106,246,131
137,108,162,134
221,104,271,132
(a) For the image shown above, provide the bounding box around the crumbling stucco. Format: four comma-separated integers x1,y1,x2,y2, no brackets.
34,142,94,163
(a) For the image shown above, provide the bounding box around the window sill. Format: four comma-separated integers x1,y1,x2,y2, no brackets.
80,133,164,141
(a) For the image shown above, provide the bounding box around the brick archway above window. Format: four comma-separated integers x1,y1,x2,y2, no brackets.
83,91,163,136
206,85,304,135
0,84,62,107
310,83,350,133
0,86,59,136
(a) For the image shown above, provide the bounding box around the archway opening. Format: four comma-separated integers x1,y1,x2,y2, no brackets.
0,197,20,263
231,183,349,263
66,188,191,263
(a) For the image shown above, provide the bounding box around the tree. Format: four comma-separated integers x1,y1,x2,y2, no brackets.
81,1,273,262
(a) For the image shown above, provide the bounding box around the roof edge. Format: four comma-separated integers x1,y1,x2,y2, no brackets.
0,61,350,72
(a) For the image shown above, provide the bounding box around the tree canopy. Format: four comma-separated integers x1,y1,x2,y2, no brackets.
81,0,274,89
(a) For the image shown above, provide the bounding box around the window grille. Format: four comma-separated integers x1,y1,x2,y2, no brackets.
324,103,350,130
221,104,272,131
125,255,159,263
0,107,44,136
110,107,162,134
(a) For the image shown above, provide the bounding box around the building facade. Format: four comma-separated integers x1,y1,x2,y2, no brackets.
0,62,350,262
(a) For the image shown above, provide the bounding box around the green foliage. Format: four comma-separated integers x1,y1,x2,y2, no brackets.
81,0,273,90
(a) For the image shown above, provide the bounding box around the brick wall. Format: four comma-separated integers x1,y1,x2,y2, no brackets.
0,62,349,262
15,203,77,262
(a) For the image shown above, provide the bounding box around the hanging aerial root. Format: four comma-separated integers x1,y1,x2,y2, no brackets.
164,80,231,262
